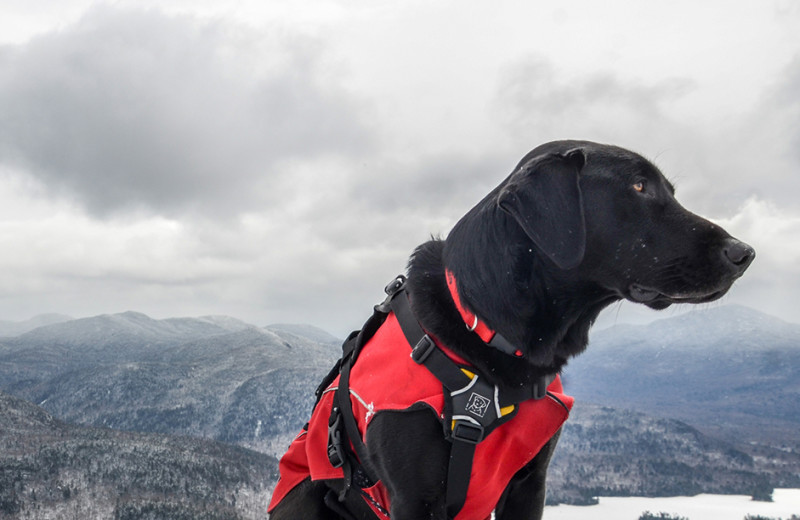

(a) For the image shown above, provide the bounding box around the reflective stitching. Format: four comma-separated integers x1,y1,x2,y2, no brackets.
451,374,479,397
350,388,376,422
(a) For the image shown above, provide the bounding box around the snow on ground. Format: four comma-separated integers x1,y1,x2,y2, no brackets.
544,489,800,520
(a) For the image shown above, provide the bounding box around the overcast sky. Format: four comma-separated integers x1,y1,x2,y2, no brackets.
0,0,798,336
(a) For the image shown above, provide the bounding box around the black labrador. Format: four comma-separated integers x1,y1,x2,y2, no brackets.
270,140,755,520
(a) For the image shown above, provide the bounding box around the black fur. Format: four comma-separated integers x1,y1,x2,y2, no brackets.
270,140,754,520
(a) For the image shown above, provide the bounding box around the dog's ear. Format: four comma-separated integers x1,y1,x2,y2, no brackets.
497,148,586,269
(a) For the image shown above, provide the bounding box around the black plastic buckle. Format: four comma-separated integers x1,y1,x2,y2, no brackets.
488,333,521,357
384,275,406,296
411,334,436,364
376,275,407,313
327,408,345,469
452,420,484,444
532,377,548,400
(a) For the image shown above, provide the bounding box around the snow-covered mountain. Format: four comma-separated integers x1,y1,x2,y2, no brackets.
0,313,73,337
564,304,800,447
0,311,340,455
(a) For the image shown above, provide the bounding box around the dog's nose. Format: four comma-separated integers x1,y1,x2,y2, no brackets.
723,238,755,272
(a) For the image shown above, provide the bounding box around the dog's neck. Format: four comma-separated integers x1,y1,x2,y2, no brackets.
444,268,526,359
406,241,551,389
406,205,619,384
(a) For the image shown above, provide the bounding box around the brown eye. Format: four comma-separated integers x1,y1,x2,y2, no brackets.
633,181,645,193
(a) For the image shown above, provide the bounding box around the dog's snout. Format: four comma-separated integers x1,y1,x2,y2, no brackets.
722,238,755,272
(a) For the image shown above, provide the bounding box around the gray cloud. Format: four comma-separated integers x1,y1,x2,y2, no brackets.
0,6,373,217
684,53,800,216
489,55,800,218
349,153,510,217
494,57,696,145
0,3,796,332
762,54,800,170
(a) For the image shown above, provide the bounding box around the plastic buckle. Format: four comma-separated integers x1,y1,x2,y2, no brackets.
488,333,520,357
376,275,407,313
384,275,406,296
452,419,484,444
327,408,345,469
411,334,436,364
532,377,547,400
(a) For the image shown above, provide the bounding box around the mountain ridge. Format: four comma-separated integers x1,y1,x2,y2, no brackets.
0,311,340,455
0,313,74,338
566,304,800,447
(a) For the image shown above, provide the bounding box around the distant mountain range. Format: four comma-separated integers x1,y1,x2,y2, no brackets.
0,313,73,337
0,311,340,456
564,304,800,448
1,304,799,511
0,390,277,519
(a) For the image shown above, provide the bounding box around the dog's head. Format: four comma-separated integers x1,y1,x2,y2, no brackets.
496,140,754,309
442,140,754,366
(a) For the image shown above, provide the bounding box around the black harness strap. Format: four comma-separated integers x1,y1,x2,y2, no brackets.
327,311,388,502
326,278,406,505
390,288,485,519
444,435,478,519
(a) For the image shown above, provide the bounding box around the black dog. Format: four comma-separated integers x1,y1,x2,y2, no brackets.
269,140,755,520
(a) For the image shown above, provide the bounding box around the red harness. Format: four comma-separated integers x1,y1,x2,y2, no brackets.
268,285,573,519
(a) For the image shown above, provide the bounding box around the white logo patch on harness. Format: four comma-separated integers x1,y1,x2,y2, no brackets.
465,392,491,418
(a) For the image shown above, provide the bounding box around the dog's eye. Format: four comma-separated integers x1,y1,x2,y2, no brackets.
633,181,645,193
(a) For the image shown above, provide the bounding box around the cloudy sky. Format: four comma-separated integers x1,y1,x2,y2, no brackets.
0,0,798,336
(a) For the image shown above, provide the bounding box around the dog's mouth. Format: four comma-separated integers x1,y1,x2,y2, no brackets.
627,283,730,309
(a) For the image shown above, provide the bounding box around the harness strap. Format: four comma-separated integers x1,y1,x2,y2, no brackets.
327,306,390,502
336,351,372,493
391,288,472,392
390,288,488,519
326,276,413,507
445,435,478,519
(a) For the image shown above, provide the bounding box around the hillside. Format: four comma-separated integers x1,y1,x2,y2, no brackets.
547,402,800,505
564,305,800,448
0,312,340,455
0,391,277,519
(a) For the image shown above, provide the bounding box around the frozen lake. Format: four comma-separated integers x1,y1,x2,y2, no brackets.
544,489,800,520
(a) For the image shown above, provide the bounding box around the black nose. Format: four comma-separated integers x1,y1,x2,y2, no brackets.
723,238,755,272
